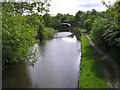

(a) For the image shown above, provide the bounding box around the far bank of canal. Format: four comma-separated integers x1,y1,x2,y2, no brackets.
3,32,81,88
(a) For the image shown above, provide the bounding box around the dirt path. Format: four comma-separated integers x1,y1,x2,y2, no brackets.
84,33,120,88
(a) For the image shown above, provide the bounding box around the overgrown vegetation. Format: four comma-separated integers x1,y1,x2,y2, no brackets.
44,27,58,39
73,1,120,64
74,1,120,48
2,1,54,66
77,1,120,88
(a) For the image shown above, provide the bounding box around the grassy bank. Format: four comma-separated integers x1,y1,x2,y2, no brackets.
79,33,107,88
88,33,119,86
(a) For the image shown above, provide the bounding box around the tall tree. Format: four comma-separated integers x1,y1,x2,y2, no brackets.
43,13,53,27
74,11,83,22
2,1,50,66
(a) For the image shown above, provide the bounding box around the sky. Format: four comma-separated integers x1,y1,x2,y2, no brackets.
49,0,116,16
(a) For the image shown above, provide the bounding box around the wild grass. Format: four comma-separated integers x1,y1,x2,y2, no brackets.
88,33,119,86
79,33,107,88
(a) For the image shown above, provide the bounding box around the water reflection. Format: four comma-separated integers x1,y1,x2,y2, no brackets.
62,36,77,43
2,64,32,88
54,32,73,38
3,32,81,88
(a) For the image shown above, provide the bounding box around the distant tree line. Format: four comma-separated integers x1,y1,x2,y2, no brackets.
42,13,75,29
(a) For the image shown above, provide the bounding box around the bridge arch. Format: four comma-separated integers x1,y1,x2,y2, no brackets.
61,23,71,27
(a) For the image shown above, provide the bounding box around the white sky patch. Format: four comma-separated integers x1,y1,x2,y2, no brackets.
49,0,117,16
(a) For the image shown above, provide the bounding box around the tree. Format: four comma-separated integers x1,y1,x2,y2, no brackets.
83,19,92,32
2,1,50,66
101,1,120,46
91,17,107,38
43,13,53,27
90,9,97,16
80,12,87,27
52,17,61,29
83,16,95,32
74,11,83,22
61,14,74,22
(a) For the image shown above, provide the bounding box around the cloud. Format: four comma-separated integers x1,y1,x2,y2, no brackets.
49,0,116,16
77,3,101,7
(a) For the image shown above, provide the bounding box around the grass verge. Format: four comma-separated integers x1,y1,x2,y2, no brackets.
88,33,119,86
79,33,107,88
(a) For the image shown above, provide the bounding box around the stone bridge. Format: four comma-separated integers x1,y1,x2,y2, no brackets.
58,21,80,32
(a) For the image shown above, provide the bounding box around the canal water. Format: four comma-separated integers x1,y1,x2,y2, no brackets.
3,32,81,88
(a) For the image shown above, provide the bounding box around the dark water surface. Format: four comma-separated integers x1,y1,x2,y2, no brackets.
3,32,81,88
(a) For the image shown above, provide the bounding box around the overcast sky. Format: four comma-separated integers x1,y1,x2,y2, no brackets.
49,0,116,16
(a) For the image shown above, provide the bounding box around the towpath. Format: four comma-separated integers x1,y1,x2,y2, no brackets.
84,33,120,88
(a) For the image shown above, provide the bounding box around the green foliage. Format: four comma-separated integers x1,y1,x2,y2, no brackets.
52,17,61,29
42,13,62,29
83,16,95,32
91,16,119,46
86,1,120,47
100,1,120,47
55,13,74,23
79,12,87,27
44,27,58,39
46,13,75,29
91,17,107,38
101,21,118,46
36,22,46,41
83,19,92,32
2,14,38,66
43,13,53,27
61,14,74,23
27,13,46,42
108,1,120,46
75,1,120,48
2,1,50,66
90,9,97,16
74,9,106,28
74,11,83,22
2,1,50,15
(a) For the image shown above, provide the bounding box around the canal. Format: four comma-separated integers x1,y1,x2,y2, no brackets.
3,32,81,88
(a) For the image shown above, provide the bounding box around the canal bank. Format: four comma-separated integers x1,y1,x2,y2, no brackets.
78,33,107,88
77,26,120,88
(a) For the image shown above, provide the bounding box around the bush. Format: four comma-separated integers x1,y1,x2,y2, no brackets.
83,19,92,32
44,27,58,39
91,17,107,38
83,16,95,32
2,1,51,66
2,15,38,66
